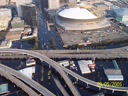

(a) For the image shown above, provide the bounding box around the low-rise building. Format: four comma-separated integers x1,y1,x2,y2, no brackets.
58,60,70,67
5,28,23,41
0,16,11,31
94,3,110,10
0,40,12,49
77,60,92,74
104,69,124,81
23,28,31,35
11,17,24,28
0,8,12,17
22,27,38,39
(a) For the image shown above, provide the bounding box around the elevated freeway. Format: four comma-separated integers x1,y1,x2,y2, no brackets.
0,65,39,96
1,47,128,59
0,49,128,94
43,53,128,59
0,63,55,96
0,49,81,96
34,46,128,54
1,52,128,59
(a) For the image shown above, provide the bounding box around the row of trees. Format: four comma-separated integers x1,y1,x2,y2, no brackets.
28,37,39,50
49,36,57,49
81,45,106,50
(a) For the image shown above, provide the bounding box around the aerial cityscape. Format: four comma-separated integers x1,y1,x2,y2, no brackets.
0,0,128,96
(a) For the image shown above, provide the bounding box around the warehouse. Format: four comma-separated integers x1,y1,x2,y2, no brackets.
104,69,124,81
77,60,92,74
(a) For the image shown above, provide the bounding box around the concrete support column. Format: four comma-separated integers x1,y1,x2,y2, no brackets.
76,78,78,81
87,83,88,86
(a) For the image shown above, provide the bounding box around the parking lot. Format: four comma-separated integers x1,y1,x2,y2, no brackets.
59,21,128,46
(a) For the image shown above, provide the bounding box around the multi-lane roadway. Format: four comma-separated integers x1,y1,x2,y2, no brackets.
1,49,128,95
0,63,55,96
0,49,81,96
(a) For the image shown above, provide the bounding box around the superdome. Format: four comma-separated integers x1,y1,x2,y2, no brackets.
55,3,111,31
58,7,97,20
58,4,104,20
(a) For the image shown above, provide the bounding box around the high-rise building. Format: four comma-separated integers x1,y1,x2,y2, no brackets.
0,0,8,6
48,0,60,9
16,0,32,17
21,3,37,28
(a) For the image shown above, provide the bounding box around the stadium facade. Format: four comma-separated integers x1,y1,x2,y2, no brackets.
55,3,111,30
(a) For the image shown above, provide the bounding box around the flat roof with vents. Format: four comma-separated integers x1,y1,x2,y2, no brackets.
104,69,124,81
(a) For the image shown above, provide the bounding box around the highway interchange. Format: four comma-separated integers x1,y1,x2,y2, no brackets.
0,48,128,95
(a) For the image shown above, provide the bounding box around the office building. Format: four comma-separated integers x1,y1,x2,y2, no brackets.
48,0,60,9
21,3,37,28
16,0,32,17
114,8,128,22
0,0,7,6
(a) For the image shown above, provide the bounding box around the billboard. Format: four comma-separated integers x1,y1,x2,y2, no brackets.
0,83,8,94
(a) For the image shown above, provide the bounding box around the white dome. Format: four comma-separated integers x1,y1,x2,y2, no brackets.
58,7,98,20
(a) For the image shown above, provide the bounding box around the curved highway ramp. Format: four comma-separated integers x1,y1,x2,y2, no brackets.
0,67,39,96
0,63,55,96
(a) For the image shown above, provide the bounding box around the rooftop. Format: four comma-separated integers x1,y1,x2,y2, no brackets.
11,17,24,24
9,27,24,32
114,8,128,16
22,3,35,7
0,8,10,12
58,7,97,20
0,40,12,48
58,3,104,20
104,69,122,75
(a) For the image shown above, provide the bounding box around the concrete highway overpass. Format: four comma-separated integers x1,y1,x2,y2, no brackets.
0,49,128,95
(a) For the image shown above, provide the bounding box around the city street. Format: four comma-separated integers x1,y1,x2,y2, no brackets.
37,7,63,50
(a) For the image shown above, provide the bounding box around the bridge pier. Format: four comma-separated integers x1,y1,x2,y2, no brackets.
49,65,51,69
76,78,78,81
99,87,101,90
126,91,128,95
112,90,114,93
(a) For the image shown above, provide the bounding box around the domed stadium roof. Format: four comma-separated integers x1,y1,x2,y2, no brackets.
58,4,104,20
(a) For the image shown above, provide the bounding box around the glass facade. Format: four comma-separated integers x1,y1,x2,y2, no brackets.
21,4,37,28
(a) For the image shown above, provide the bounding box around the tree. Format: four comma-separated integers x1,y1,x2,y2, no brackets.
46,45,48,49
42,45,44,49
